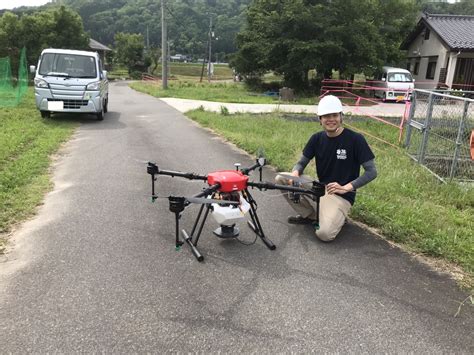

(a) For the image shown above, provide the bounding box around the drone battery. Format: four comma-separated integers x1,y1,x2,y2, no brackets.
207,170,249,192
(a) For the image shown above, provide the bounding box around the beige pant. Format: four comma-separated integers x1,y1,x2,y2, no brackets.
276,173,352,242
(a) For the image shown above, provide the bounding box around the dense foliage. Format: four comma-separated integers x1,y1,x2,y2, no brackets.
60,0,252,62
230,0,420,91
1,0,473,82
0,6,89,71
231,0,474,91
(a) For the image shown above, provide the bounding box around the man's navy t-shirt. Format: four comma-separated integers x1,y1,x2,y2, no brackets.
302,128,375,205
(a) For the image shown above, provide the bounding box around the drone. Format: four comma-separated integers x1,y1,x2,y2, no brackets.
146,157,325,261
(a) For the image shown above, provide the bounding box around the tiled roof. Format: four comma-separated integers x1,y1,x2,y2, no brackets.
89,38,112,51
401,13,474,51
425,14,474,50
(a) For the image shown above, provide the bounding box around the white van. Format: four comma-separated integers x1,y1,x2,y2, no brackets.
374,66,414,102
30,48,109,120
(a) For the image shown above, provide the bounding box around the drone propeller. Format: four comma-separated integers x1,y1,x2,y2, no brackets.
185,196,240,205
149,195,239,206
277,173,316,185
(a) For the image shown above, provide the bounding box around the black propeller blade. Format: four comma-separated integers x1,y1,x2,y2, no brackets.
277,173,317,184
150,195,240,205
184,197,239,205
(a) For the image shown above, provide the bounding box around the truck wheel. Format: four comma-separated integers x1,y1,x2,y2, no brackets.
96,110,104,121
103,98,108,113
40,111,50,118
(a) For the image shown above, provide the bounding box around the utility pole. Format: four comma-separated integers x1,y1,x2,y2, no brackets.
146,25,150,50
161,0,168,89
207,15,213,83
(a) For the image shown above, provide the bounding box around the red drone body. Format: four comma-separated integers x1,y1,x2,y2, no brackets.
146,160,325,261
207,170,249,192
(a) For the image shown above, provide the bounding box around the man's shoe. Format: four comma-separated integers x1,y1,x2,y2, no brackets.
287,215,316,225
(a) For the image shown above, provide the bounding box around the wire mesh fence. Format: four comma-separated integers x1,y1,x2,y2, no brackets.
405,89,474,182
0,47,28,107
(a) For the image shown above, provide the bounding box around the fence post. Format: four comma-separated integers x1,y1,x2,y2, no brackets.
449,100,469,180
419,92,435,164
404,90,417,148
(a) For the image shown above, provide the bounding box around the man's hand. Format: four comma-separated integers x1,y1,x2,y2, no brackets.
326,182,353,195
288,170,299,185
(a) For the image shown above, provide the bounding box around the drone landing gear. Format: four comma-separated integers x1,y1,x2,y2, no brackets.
168,189,275,262
169,196,205,261
244,188,276,250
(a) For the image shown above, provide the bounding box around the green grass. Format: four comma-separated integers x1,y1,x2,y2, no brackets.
130,81,318,104
153,62,234,80
108,62,235,81
186,109,474,287
0,89,77,251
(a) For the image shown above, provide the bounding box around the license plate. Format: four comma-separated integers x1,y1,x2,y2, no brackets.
48,101,64,110
396,95,405,101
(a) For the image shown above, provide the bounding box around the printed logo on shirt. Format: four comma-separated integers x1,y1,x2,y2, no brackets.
336,149,347,160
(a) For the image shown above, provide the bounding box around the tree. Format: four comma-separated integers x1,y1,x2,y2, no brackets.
0,6,89,73
231,0,418,91
114,32,146,76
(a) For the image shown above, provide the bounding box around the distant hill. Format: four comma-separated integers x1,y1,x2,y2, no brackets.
59,0,252,61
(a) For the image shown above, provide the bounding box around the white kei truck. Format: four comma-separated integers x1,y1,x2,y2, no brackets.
30,48,109,120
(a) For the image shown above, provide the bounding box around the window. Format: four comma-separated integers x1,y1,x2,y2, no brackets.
39,53,97,78
426,57,438,80
414,60,420,75
388,72,413,82
424,28,430,40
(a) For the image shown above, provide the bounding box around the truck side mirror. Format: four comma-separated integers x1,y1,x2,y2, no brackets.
381,77,386,82
102,70,108,79
29,65,36,74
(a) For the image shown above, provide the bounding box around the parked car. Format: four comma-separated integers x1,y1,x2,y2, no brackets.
373,66,414,102
30,48,109,120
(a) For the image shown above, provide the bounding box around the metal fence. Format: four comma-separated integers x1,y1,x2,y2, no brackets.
405,89,473,182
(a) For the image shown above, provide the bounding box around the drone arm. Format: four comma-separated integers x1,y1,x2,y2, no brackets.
241,162,260,175
241,156,266,176
157,169,208,181
247,181,325,197
147,163,207,181
193,183,221,198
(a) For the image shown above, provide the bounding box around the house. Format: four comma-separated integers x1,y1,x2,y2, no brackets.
400,13,474,90
89,38,112,67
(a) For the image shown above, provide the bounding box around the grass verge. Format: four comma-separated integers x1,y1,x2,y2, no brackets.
186,109,474,289
0,89,77,252
130,81,318,105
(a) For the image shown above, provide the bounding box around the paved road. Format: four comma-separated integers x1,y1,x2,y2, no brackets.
0,82,472,352
160,97,407,117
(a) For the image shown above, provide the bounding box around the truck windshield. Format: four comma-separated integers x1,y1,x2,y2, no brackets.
388,72,413,82
39,53,97,78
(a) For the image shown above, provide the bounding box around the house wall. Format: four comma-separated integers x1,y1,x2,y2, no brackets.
406,28,449,89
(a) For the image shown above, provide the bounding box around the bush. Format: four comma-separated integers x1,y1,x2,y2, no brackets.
220,105,230,115
130,71,142,80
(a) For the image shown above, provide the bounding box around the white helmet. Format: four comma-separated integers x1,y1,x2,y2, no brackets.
317,95,343,116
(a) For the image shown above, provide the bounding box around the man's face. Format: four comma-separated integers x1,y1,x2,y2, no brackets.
320,112,342,133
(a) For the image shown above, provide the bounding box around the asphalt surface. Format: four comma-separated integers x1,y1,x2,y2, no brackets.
0,81,472,352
